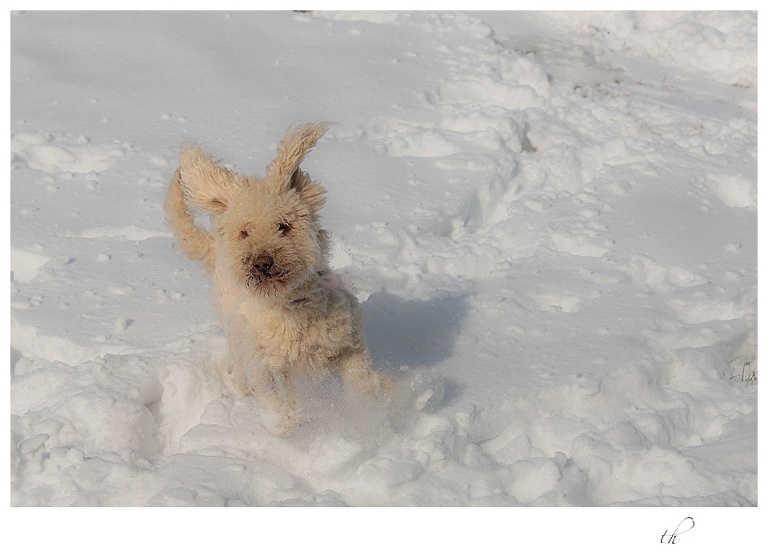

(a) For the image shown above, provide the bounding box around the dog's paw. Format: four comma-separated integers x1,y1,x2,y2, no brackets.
373,374,396,403
347,370,394,404
259,406,301,437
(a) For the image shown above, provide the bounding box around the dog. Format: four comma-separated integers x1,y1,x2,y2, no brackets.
165,122,388,435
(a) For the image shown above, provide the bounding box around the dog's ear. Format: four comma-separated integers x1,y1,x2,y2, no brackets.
266,122,331,203
288,168,327,213
178,143,241,214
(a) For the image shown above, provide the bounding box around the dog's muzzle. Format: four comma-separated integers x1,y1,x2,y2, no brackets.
243,253,293,291
251,254,274,277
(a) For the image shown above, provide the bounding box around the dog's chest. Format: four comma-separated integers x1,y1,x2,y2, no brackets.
225,287,359,370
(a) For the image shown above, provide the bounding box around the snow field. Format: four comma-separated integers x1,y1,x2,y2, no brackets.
10,10,757,513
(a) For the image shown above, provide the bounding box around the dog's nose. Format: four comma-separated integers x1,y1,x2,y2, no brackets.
253,255,274,275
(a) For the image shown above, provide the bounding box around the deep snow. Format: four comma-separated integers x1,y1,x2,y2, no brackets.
8,8,758,532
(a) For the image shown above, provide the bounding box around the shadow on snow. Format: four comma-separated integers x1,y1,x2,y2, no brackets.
363,291,467,406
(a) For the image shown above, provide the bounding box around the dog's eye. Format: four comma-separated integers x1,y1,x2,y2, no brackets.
277,222,291,235
239,229,249,239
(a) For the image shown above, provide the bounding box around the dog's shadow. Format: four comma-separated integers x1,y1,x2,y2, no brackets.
362,291,467,406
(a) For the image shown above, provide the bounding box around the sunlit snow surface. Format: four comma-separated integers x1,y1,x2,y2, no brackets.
11,11,756,507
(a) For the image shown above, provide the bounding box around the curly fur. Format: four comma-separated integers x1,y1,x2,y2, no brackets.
165,123,387,435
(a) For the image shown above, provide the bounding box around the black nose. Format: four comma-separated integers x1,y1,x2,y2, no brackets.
253,255,274,275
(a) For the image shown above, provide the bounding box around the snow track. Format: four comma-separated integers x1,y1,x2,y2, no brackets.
11,11,756,508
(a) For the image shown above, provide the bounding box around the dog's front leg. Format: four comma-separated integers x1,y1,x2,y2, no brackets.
340,349,391,401
253,366,302,436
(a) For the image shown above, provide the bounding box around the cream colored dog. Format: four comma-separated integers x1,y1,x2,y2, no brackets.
165,122,387,435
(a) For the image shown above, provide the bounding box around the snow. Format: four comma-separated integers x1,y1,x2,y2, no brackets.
8,6,760,538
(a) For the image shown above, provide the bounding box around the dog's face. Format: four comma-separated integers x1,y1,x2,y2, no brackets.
177,123,331,298
219,180,326,296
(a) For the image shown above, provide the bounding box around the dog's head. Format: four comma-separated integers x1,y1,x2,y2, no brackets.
177,122,332,297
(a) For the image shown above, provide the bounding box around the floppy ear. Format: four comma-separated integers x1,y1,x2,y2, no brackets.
266,122,331,196
178,143,241,214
